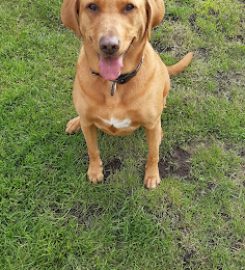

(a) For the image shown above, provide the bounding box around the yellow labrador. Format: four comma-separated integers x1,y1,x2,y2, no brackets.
61,0,193,188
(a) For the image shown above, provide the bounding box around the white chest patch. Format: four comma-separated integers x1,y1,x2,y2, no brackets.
103,117,132,129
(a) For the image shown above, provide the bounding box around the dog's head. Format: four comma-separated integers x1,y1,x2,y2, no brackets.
61,0,165,80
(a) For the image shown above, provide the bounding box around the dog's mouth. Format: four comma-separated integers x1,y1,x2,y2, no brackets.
98,38,135,81
99,55,123,81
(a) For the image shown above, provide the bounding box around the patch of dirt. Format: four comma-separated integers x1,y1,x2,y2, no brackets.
208,239,216,246
50,203,62,215
51,202,103,228
239,149,245,157
215,71,245,99
235,34,244,43
196,47,210,59
220,211,231,221
152,43,174,54
171,27,189,48
208,8,219,17
231,239,244,252
69,203,103,227
165,14,179,22
215,71,230,90
226,34,245,44
159,147,191,179
189,13,200,33
183,249,195,269
104,157,122,180
207,182,217,190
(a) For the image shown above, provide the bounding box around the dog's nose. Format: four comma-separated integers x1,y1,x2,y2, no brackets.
99,36,120,55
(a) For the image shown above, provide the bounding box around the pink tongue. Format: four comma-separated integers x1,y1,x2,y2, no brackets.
99,56,123,81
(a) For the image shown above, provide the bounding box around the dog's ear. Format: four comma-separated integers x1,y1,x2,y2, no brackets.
145,0,165,36
61,0,81,37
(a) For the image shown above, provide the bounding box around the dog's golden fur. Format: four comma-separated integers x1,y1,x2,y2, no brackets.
61,0,193,188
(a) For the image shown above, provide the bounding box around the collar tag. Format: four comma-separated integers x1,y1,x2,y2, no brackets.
111,82,117,96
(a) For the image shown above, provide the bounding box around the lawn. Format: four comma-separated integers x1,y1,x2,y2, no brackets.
0,0,244,269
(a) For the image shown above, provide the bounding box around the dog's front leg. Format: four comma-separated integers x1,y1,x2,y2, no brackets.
144,119,162,189
81,125,104,183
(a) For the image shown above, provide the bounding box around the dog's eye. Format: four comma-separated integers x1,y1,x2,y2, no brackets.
124,3,135,12
87,3,99,12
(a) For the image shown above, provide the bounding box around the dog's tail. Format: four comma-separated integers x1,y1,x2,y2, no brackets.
167,52,193,76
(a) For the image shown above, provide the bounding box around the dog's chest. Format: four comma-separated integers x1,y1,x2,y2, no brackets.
95,113,139,135
91,103,141,135
102,117,132,129
84,89,162,135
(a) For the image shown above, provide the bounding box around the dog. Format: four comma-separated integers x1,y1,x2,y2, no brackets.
61,0,193,189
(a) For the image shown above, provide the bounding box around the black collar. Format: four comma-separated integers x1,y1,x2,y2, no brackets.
91,58,143,96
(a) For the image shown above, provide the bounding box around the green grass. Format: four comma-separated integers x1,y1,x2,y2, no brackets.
1,0,245,269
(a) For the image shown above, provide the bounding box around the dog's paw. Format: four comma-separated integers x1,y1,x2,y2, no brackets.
144,174,161,189
87,165,104,184
65,116,81,134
